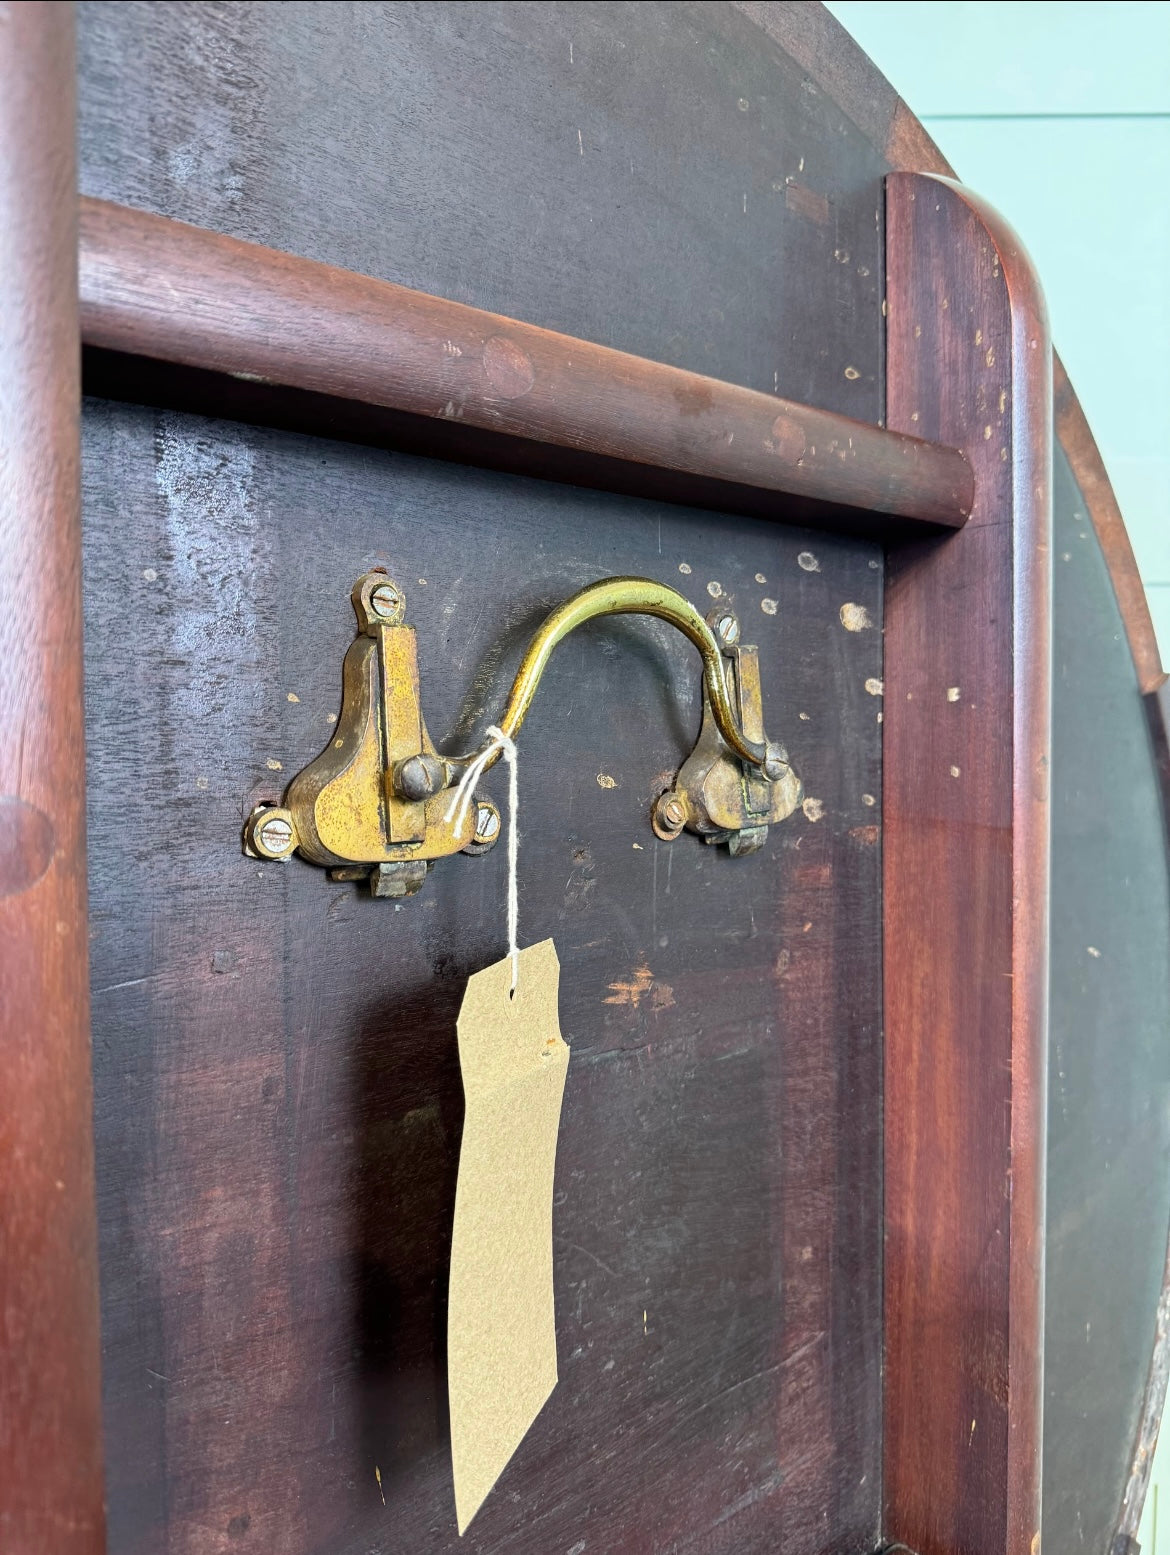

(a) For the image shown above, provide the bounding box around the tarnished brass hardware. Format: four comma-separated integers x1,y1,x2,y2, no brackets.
242,570,493,894
650,605,802,852
457,576,788,779
246,571,801,894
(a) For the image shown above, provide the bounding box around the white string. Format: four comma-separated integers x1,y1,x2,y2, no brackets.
444,725,520,994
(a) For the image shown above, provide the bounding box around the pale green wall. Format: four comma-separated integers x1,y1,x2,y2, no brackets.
825,3,1170,1548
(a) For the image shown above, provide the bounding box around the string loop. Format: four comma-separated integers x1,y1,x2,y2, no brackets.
445,727,520,992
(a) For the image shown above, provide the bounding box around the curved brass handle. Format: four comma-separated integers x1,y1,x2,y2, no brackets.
245,569,801,894
454,576,786,779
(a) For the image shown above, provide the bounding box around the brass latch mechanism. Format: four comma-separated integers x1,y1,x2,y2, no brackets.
244,572,802,897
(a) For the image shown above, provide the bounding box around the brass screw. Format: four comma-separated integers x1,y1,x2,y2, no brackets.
396,753,443,801
763,742,788,782
258,815,293,853
662,797,685,827
370,582,403,619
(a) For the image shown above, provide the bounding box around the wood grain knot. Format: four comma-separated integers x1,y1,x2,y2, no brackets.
768,414,807,463
0,796,55,898
482,335,535,399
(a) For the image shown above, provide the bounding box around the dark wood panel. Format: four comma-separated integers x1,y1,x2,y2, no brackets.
75,0,884,421
1053,359,1163,697
77,196,971,537
1043,448,1170,1555
82,403,884,1554
883,173,1051,1555
75,8,897,1549
0,5,106,1552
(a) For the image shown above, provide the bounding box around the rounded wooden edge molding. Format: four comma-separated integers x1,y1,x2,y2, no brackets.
745,6,1167,1550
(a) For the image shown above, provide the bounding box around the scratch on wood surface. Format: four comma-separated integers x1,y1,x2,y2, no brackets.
712,1469,785,1527
784,180,829,227
556,1237,619,1280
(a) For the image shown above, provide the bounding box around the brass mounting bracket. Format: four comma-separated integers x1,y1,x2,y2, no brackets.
245,571,802,895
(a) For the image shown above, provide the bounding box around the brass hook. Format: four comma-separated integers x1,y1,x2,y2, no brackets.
449,576,789,779
244,571,802,895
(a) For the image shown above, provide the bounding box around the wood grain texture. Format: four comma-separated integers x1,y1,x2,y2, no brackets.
81,408,884,1555
883,173,1052,1555
76,5,889,1548
751,7,1169,1543
77,196,972,538
0,5,106,1551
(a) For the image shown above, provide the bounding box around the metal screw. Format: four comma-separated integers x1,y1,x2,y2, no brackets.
370,582,403,619
396,753,443,801
714,613,740,647
662,797,685,827
763,743,788,782
475,803,501,843
259,815,293,853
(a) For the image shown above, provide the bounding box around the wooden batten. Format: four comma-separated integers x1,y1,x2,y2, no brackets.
0,5,106,1551
78,196,973,540
883,171,1052,1555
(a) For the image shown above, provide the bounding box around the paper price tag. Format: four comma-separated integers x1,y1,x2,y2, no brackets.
447,939,570,1533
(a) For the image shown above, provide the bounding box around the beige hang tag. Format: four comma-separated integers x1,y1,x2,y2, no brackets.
448,938,570,1534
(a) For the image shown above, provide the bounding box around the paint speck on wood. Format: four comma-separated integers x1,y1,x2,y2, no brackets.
839,603,873,631
604,959,673,1010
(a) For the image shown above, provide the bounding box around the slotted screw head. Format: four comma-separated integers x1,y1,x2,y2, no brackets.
663,798,685,827
259,815,293,853
475,803,501,843
714,612,740,647
370,582,403,619
763,743,788,782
